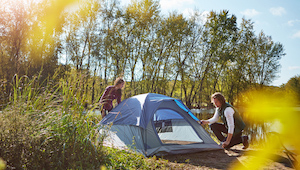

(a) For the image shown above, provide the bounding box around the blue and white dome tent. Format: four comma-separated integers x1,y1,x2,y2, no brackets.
98,93,221,156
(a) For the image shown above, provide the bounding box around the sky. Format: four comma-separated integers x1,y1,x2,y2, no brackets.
120,0,300,86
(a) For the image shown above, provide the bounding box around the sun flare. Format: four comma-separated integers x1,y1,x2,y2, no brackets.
231,89,300,169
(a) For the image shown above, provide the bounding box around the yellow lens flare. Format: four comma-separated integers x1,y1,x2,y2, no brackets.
231,88,299,169
28,0,84,51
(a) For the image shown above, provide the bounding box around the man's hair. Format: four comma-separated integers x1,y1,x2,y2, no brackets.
211,92,226,105
114,77,125,86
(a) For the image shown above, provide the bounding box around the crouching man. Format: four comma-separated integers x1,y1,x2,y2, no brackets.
201,92,249,149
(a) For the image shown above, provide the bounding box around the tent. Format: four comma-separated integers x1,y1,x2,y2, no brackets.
98,93,221,156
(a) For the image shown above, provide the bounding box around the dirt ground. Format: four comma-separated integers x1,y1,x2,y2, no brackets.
159,145,296,170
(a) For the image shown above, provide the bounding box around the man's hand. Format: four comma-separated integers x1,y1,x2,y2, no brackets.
222,141,230,148
222,133,233,148
200,120,209,125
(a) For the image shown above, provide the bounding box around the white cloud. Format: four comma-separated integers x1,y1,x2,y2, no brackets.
288,19,300,26
269,7,286,16
288,66,300,70
240,9,260,18
292,30,300,39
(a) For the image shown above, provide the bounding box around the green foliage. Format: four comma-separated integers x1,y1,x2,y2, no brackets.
1,0,287,108
104,147,148,169
103,147,170,170
0,72,105,169
0,158,5,170
284,75,300,104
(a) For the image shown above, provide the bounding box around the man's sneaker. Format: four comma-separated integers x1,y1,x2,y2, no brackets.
242,136,249,149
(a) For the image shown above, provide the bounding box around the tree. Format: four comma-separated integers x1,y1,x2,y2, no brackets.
0,0,28,83
222,18,256,103
191,10,238,106
254,32,285,86
284,75,300,104
1,0,287,109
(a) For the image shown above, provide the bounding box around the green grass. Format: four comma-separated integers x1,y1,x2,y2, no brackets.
103,147,170,169
0,73,103,169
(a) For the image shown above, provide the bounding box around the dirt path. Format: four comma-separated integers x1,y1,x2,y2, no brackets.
160,145,295,169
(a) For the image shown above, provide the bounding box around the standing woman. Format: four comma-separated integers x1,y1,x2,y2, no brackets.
99,77,125,118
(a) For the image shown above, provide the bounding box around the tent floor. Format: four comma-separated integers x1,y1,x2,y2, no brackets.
161,140,199,145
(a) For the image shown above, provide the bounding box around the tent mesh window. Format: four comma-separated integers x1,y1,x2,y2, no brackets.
153,109,203,145
154,120,173,133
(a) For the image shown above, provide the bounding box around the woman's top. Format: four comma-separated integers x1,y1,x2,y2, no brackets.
100,85,121,111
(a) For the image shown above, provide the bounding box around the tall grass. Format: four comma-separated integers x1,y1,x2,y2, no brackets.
0,72,105,169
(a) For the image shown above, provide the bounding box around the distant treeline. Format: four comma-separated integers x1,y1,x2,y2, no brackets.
0,0,292,109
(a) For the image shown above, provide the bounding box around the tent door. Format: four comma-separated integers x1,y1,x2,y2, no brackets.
153,109,203,145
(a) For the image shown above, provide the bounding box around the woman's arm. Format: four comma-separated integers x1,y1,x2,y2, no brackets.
116,89,122,104
100,86,111,102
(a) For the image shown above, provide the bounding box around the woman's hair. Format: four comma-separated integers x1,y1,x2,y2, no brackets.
211,92,226,105
114,77,125,86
